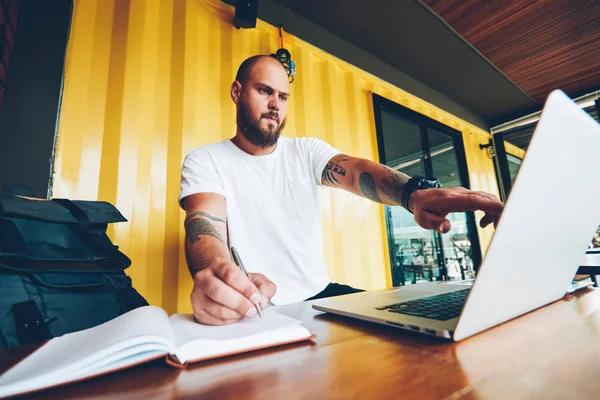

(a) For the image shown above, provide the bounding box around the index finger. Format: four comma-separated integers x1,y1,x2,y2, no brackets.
248,273,277,308
194,268,259,319
249,274,277,298
214,263,263,305
435,192,504,216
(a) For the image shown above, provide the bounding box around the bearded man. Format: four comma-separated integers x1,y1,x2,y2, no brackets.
179,55,504,325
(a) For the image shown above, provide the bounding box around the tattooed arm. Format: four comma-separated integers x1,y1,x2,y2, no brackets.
321,154,409,206
182,193,230,277
321,154,504,233
182,193,275,325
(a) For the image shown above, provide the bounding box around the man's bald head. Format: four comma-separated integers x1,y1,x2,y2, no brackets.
235,55,287,85
231,55,290,149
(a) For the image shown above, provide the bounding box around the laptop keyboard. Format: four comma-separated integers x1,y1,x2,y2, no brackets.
376,288,471,321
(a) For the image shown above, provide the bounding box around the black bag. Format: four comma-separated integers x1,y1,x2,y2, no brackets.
0,194,148,348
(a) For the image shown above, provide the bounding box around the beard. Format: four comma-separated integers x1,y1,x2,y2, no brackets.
237,100,286,148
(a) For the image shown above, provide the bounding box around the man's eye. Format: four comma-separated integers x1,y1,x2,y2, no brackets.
259,88,269,94
279,95,288,102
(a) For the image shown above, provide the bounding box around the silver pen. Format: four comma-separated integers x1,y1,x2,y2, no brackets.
231,247,264,319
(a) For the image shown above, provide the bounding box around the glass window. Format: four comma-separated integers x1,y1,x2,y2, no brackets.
507,153,522,184
374,95,481,286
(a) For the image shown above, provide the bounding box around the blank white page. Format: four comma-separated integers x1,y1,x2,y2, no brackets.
170,308,302,345
169,309,311,363
0,306,174,398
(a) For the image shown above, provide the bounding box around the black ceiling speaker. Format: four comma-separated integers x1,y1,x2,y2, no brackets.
234,0,259,29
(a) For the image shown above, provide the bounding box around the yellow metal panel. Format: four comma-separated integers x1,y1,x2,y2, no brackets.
55,0,499,313
461,128,502,253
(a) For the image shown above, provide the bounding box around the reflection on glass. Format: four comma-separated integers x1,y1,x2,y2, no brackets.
381,111,476,285
381,111,434,285
428,129,474,281
507,154,522,184
592,226,600,249
441,217,475,280
389,207,437,284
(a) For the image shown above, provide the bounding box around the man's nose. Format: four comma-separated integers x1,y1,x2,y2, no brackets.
268,96,280,111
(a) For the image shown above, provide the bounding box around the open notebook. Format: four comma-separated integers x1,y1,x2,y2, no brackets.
0,306,314,398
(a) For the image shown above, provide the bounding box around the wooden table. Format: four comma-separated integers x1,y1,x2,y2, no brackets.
3,288,600,399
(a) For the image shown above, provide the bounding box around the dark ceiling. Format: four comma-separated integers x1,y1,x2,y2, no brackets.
272,0,600,126
422,0,600,104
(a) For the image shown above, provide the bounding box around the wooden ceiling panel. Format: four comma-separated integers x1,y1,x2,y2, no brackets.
422,0,600,103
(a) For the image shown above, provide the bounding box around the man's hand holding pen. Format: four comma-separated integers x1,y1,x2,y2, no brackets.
231,247,264,319
190,255,277,326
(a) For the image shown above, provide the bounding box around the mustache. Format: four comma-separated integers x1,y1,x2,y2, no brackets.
261,112,280,123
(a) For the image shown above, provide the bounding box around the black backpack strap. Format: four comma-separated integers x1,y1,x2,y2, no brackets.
51,198,91,234
52,198,122,257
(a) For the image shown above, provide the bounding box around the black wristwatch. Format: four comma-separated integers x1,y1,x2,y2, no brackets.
401,175,441,214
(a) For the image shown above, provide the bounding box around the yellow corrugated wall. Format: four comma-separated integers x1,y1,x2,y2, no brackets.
53,0,499,313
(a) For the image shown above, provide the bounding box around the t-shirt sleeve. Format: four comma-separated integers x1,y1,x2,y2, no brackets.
300,137,343,185
179,147,224,209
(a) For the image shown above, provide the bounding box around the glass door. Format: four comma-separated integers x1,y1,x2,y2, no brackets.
373,95,482,286
506,154,522,184
427,128,476,281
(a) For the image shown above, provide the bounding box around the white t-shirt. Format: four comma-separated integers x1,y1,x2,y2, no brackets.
179,136,341,305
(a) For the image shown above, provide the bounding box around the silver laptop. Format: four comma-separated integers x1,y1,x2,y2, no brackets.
313,90,600,341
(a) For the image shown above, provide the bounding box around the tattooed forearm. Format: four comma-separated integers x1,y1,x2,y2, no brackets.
359,172,382,203
185,218,226,245
184,211,225,227
322,157,349,186
322,155,409,205
379,165,409,205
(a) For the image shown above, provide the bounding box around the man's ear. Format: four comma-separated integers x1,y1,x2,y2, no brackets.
230,81,242,104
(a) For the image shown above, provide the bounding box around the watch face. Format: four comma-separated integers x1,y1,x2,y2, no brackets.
417,177,441,189
402,176,439,213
